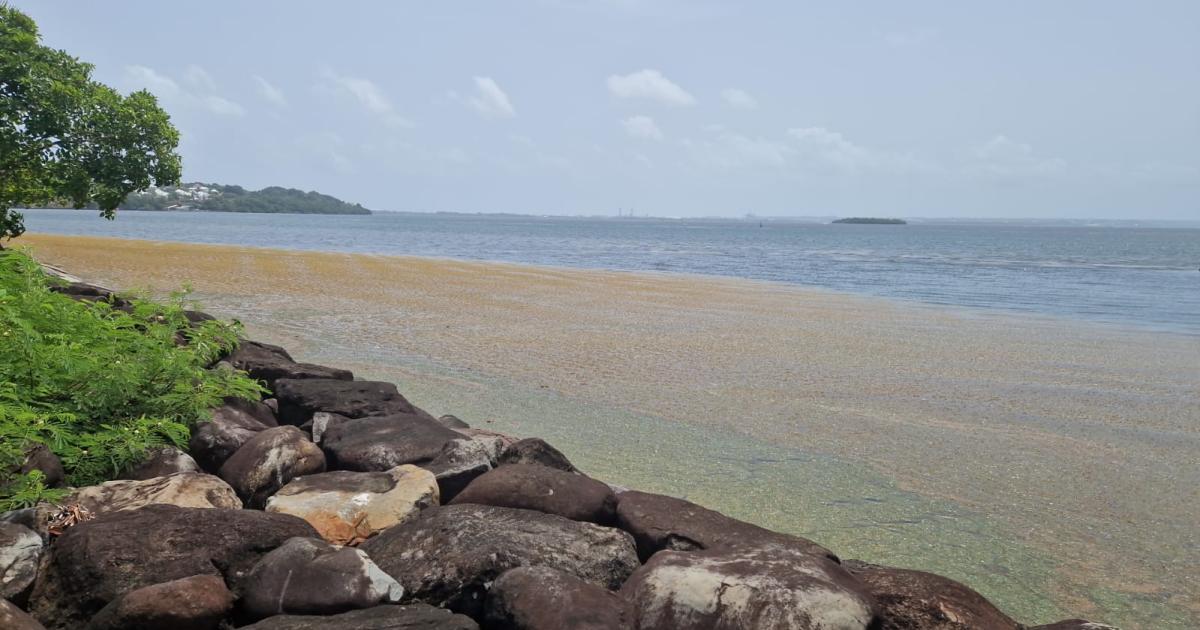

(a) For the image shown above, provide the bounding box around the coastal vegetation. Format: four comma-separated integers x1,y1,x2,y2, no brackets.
832,217,907,224
0,249,261,508
114,182,372,215
0,6,181,243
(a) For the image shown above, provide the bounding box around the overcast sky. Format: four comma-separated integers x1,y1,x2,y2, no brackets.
21,1,1200,219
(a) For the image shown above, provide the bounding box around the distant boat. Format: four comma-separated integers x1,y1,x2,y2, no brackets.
832,217,907,225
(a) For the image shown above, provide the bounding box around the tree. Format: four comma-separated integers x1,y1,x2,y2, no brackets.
0,5,181,244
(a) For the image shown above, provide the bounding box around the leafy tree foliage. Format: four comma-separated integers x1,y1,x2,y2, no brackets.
0,249,263,508
0,6,181,243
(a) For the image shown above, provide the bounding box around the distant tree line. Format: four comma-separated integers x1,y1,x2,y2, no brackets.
101,183,371,215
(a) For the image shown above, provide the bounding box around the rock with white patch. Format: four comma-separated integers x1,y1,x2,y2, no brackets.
0,522,43,604
360,504,640,619
266,465,439,545
484,565,629,629
421,437,496,503
239,604,479,629
449,463,616,524
621,545,878,630
496,438,579,473
240,537,403,620
65,472,241,515
219,426,326,508
1028,621,1120,630
842,560,1019,630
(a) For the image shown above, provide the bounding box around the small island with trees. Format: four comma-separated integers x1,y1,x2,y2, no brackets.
117,183,372,215
831,217,907,225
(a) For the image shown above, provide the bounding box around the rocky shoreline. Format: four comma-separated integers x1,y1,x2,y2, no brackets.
1,279,1118,629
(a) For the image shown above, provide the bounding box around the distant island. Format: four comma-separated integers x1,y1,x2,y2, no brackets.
832,217,906,225
115,182,372,215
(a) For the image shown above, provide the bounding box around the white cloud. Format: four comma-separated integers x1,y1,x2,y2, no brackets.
201,95,246,117
621,115,663,140
787,127,872,170
124,65,181,98
254,75,288,107
185,64,216,91
333,75,393,114
721,88,758,110
607,69,696,106
466,76,516,119
970,135,1066,178
684,131,792,169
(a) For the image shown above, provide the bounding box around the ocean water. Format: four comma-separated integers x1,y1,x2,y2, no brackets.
21,209,1200,333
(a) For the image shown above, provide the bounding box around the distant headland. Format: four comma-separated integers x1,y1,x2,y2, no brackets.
832,217,907,225
38,182,372,215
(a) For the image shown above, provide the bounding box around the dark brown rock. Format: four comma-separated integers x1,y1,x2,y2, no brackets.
219,426,325,508
119,446,200,480
360,504,640,619
239,604,479,629
450,464,616,524
615,490,836,562
85,574,234,630
496,438,578,473
484,566,628,630
241,537,403,620
228,341,352,391
27,504,317,629
438,414,471,429
17,444,66,488
622,545,878,630
0,599,46,630
275,378,421,425
322,414,459,471
189,398,276,472
843,560,1019,630
422,437,495,503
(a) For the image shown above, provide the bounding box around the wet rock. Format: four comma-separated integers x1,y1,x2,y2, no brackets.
0,522,42,604
615,490,835,562
1028,621,1120,630
496,438,579,473
16,444,66,489
275,379,419,426
66,472,241,515
242,537,403,620
451,464,616,524
622,545,878,630
438,414,471,429
422,438,495,503
239,604,479,629
119,446,201,480
0,600,46,630
228,341,353,391
86,574,234,630
28,504,317,628
189,398,277,472
219,426,325,508
484,566,628,630
322,414,459,471
266,465,439,545
360,504,639,619
843,560,1019,630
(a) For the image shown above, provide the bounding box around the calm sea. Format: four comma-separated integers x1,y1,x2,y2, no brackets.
21,209,1200,334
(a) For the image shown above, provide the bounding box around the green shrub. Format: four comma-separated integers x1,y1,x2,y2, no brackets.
0,249,262,508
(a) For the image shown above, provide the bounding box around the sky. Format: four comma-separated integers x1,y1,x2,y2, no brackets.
19,1,1200,219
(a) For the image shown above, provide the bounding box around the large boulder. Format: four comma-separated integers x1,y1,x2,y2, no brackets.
65,472,241,515
0,600,45,630
28,504,318,628
85,574,234,630
239,604,479,629
322,414,459,472
622,546,878,630
842,560,1019,630
422,438,496,503
450,464,616,524
274,379,420,426
361,504,640,619
452,428,517,463
241,537,403,620
484,566,628,630
119,446,201,480
266,465,439,545
615,490,835,562
189,398,277,472
0,522,42,604
15,444,66,489
496,438,579,473
219,426,325,508
227,341,353,391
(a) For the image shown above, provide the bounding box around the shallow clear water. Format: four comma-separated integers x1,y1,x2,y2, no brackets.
22,209,1200,334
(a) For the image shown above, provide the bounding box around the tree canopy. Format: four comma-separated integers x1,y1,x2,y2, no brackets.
0,5,181,243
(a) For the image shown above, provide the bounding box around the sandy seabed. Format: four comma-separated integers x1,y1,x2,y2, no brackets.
18,233,1200,629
